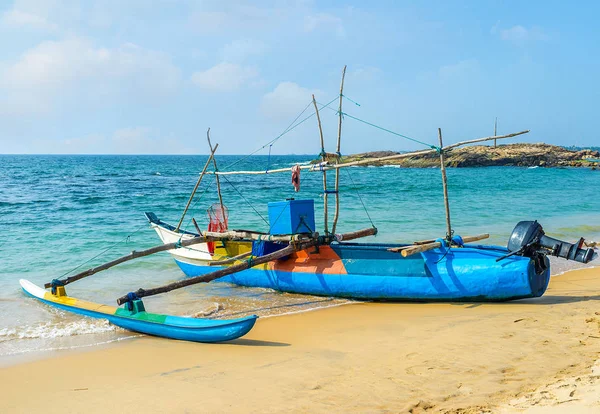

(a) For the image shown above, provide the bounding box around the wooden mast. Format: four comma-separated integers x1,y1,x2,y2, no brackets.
206,128,226,223
494,117,498,148
312,94,329,234
438,128,452,241
175,144,218,232
331,65,346,235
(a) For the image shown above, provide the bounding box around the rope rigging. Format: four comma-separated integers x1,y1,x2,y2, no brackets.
316,96,440,151
219,96,340,173
342,167,376,229
221,175,270,226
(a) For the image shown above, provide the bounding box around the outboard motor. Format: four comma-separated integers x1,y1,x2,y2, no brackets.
506,220,596,263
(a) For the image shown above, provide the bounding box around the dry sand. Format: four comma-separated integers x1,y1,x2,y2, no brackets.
2,266,600,413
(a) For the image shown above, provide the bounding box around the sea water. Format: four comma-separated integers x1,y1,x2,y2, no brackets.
1,154,599,364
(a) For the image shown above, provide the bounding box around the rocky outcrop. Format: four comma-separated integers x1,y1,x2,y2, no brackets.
340,144,600,168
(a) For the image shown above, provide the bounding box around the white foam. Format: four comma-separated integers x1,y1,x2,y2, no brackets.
0,318,120,342
260,299,358,319
1,334,142,357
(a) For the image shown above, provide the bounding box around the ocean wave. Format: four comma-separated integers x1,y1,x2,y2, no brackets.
0,319,120,343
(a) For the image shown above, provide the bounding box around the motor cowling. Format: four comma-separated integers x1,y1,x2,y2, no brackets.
508,220,595,263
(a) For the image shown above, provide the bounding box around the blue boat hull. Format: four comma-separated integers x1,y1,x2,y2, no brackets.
173,242,551,302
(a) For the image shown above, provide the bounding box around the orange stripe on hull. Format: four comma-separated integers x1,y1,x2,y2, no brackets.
270,245,347,274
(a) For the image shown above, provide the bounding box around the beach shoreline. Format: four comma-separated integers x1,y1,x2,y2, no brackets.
2,265,600,413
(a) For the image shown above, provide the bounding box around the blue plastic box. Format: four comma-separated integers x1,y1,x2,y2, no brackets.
267,199,315,235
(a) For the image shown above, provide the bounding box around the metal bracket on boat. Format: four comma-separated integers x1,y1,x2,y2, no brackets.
50,279,66,296
123,292,146,314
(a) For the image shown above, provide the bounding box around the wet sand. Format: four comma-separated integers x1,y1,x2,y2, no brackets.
2,266,600,413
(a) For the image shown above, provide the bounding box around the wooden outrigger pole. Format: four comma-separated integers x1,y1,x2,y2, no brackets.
331,65,347,235
312,94,329,234
206,128,225,219
114,226,377,305
116,239,319,305
175,144,219,232
45,229,317,289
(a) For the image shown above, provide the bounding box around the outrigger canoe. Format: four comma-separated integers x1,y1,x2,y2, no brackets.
147,213,596,302
20,279,258,343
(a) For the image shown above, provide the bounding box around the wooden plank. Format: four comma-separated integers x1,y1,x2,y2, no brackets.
387,234,490,256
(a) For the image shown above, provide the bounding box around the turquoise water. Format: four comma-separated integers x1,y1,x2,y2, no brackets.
1,154,599,363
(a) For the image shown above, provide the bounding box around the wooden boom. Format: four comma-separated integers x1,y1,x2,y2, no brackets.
211,131,530,176
117,239,318,305
388,234,490,257
45,235,211,288
115,226,377,304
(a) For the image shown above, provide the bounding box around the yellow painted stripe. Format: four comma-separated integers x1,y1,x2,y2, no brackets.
42,291,118,315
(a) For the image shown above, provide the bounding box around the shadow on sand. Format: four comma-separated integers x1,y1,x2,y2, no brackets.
224,338,290,347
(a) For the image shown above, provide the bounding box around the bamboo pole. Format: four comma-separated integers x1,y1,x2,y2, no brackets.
388,234,490,256
203,230,311,242
210,130,530,175
45,235,212,288
331,65,346,235
438,128,452,241
176,144,219,232
206,128,225,221
334,226,377,241
192,217,202,234
494,117,498,148
443,130,529,151
312,94,329,234
44,228,314,289
116,240,318,305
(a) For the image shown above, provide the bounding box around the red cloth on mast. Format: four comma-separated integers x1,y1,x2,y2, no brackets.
291,165,301,192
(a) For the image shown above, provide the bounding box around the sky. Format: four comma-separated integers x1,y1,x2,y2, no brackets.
0,0,599,155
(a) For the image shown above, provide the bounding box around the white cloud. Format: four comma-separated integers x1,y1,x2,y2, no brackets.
260,81,322,120
27,127,191,154
438,59,479,79
495,24,549,44
191,62,259,91
0,37,181,115
188,10,229,33
221,38,267,62
188,5,275,33
1,9,58,31
348,66,382,82
0,0,83,32
304,13,345,37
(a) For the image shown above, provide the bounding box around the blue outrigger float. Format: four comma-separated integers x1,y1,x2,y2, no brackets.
20,279,257,343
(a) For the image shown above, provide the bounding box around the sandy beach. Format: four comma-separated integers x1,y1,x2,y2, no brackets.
2,266,600,413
